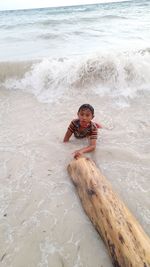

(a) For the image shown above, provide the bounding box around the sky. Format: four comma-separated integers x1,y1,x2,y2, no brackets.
0,0,125,11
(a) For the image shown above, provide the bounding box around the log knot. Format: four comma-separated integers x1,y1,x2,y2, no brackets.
118,233,125,245
87,188,96,196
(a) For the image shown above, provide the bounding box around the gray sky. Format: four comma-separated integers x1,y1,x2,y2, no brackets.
0,0,124,11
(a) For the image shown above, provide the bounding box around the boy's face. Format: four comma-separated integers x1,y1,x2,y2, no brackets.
78,108,94,128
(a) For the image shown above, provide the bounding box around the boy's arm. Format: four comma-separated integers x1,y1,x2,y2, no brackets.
63,129,73,142
73,139,96,158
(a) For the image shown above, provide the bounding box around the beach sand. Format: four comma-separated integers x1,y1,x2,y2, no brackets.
0,87,149,267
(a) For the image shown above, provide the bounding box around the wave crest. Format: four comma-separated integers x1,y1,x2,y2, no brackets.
1,49,150,102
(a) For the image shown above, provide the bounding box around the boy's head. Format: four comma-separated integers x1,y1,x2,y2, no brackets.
78,104,94,116
77,104,94,127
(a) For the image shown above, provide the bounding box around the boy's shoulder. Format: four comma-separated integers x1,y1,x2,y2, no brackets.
69,119,79,129
71,119,79,125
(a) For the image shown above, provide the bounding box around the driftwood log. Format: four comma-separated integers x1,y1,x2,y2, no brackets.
67,157,150,267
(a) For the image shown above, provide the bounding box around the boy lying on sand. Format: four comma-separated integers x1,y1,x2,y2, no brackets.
63,104,102,158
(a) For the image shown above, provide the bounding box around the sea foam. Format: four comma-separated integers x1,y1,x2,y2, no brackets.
2,49,150,103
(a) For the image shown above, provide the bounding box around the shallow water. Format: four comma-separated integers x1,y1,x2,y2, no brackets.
0,86,150,266
0,0,150,60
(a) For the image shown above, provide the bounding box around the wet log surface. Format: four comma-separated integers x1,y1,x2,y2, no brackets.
68,157,150,267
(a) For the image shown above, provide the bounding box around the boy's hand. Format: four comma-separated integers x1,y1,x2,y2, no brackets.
73,150,83,159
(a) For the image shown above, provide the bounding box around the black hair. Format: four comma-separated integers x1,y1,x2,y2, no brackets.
78,104,94,115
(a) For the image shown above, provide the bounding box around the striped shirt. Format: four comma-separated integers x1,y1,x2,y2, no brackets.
68,119,98,139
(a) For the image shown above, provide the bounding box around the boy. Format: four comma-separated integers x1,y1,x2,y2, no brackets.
63,104,101,159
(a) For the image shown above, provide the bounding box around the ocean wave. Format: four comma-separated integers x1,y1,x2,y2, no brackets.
0,18,77,31
100,15,127,20
0,60,39,82
1,49,150,102
76,14,127,24
40,19,76,26
37,33,65,40
138,47,150,55
0,22,36,30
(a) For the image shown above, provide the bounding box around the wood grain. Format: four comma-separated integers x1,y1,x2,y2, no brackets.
68,157,150,267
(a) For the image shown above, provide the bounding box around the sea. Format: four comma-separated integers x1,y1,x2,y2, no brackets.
0,0,150,266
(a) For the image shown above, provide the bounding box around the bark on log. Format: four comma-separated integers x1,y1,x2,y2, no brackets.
67,157,150,267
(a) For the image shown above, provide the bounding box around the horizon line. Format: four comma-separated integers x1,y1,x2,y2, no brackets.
0,0,131,12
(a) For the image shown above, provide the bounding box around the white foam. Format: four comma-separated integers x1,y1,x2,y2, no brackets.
2,50,150,104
